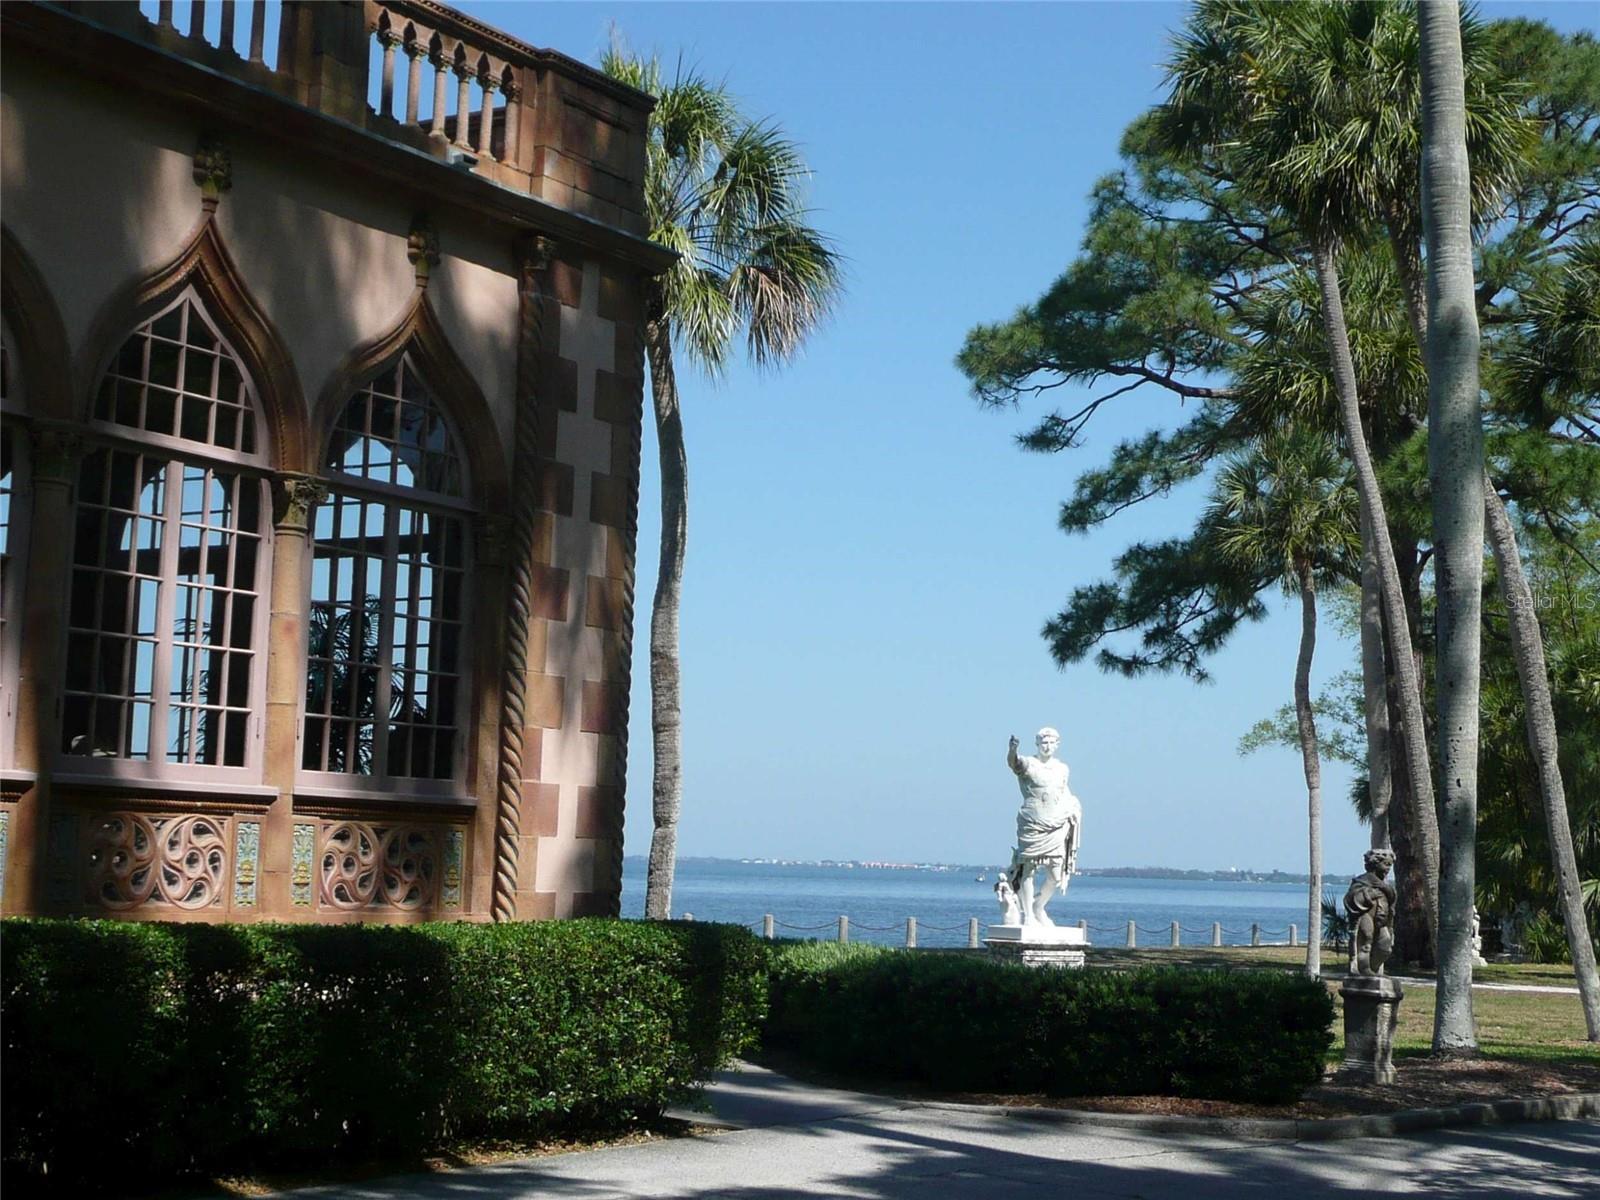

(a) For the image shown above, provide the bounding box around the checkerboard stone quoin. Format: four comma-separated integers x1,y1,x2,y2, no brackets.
985,728,1086,968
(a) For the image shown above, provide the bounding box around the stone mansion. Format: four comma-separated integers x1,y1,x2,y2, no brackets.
0,1,665,922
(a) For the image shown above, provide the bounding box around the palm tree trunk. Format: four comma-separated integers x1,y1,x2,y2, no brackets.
1483,486,1600,1038
643,301,687,921
1294,558,1323,981
1359,509,1393,851
1310,237,1441,950
1421,0,1484,1054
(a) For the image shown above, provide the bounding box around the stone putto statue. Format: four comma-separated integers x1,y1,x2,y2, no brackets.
1344,848,1397,977
1004,728,1081,927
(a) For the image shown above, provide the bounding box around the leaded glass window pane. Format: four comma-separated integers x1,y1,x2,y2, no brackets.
305,355,469,782
95,292,258,455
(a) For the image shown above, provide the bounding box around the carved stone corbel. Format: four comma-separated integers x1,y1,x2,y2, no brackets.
193,135,233,213
407,214,441,288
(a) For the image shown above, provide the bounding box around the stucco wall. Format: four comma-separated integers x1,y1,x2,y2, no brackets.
1,56,519,464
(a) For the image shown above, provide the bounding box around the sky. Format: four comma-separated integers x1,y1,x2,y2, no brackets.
458,1,1595,875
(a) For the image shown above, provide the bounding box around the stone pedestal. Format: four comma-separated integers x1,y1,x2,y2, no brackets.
1339,975,1404,1084
984,923,1087,968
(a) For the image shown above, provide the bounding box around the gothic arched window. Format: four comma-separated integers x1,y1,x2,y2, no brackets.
301,353,470,789
61,289,271,774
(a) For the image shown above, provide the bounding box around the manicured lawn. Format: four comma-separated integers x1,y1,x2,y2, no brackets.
1087,943,1581,988
1083,944,1594,1067
1325,982,1596,1064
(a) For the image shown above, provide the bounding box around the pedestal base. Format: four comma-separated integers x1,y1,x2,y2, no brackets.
1339,975,1404,1084
984,923,1087,968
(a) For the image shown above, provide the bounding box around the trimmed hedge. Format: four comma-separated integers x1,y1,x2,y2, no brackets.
1,918,764,1192
764,943,1333,1102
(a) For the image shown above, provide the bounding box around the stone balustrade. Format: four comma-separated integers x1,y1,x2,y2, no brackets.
46,0,650,233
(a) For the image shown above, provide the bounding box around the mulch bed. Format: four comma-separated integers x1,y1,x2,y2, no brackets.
951,1055,1600,1121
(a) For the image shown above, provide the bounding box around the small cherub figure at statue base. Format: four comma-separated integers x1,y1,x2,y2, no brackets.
995,875,1023,925
1345,848,1397,976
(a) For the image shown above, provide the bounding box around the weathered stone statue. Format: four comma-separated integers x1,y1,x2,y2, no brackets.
1339,847,1403,1085
1344,847,1397,976
1005,728,1081,927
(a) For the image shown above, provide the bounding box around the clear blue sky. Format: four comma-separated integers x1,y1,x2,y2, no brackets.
464,1,1594,875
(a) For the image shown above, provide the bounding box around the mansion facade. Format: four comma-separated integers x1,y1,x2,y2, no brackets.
0,1,665,922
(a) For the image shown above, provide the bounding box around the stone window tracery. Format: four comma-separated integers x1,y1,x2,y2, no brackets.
61,291,269,774
302,353,470,787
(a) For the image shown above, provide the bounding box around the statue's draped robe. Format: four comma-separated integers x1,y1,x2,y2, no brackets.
1014,756,1081,873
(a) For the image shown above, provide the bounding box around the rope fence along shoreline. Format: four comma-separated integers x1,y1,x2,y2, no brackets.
674,912,1318,951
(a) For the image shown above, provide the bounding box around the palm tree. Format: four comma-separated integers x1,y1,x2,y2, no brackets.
1419,0,1486,1054
602,49,843,919
1160,0,1445,961
1208,430,1360,979
1489,238,1600,1039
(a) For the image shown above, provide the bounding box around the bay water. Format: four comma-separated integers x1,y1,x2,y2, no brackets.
620,858,1322,949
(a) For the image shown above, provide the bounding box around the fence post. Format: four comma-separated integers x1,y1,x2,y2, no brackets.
763,913,775,940
1078,918,1088,938
1126,919,1136,948
1212,921,1222,947
1290,923,1299,947
838,915,849,945
1170,920,1180,948
968,917,980,949
906,917,917,949
1251,922,1261,947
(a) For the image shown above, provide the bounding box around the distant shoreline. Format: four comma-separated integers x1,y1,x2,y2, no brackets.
623,855,1315,885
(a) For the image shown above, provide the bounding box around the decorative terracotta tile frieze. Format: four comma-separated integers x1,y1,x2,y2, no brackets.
233,820,260,907
442,828,465,908
85,812,228,910
291,823,315,907
318,820,443,911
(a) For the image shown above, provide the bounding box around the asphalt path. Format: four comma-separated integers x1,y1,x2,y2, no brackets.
266,1063,1600,1199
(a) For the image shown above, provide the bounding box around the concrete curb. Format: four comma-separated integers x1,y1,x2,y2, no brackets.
919,1091,1600,1142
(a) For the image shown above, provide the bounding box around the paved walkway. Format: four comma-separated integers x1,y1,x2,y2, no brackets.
268,1063,1600,1199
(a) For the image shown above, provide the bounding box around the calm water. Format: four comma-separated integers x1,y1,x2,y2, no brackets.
620,858,1322,949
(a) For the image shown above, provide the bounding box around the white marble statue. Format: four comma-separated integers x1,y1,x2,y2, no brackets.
994,875,1023,924
1004,728,1081,926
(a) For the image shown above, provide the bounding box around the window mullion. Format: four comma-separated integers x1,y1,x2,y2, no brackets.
372,499,398,777
150,455,180,762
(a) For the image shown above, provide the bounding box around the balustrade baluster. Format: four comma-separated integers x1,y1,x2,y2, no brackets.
379,32,399,119
453,65,473,149
248,0,264,61
189,0,205,40
405,44,424,125
429,52,449,138
477,77,498,158
218,0,235,51
501,81,521,165
157,1,174,30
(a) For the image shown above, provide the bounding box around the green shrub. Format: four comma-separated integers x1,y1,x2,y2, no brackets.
764,943,1332,1103
1,917,764,1193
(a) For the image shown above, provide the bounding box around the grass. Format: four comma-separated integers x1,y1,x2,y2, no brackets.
1086,943,1582,988
1325,982,1597,1064
1077,943,1593,1067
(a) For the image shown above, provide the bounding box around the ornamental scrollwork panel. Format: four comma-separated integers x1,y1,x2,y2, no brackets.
86,813,229,910
319,821,444,911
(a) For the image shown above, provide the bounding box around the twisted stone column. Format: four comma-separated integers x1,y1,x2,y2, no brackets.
491,234,556,922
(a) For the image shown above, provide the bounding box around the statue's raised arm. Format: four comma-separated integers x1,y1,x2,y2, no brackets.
1007,735,1023,775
